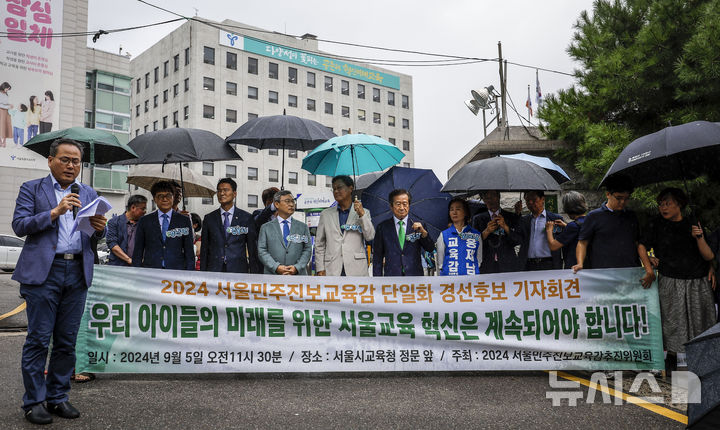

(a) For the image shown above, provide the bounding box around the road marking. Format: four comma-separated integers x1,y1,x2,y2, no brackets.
0,302,26,321
553,370,688,425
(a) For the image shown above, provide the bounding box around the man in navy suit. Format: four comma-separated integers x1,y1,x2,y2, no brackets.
132,181,194,270
517,190,563,271
252,186,279,230
372,189,434,276
12,139,107,424
106,194,147,266
200,178,260,273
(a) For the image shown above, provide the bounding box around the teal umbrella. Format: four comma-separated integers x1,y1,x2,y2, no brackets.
24,127,138,165
301,134,405,179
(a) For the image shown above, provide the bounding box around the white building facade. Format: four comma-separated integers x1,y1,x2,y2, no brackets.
129,19,415,216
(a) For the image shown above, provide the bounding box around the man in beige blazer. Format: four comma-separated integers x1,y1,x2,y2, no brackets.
315,176,375,276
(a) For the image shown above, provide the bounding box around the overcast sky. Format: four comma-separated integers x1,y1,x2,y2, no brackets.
88,0,595,181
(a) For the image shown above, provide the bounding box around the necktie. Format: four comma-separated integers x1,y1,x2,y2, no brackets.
282,220,290,246
223,212,230,239
161,214,169,242
398,220,405,250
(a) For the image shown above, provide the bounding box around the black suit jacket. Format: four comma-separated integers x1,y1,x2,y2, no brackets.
132,210,194,270
471,209,521,273
252,204,275,231
372,218,434,276
517,211,564,270
200,207,260,273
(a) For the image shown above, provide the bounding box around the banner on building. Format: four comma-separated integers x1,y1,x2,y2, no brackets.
76,266,664,373
0,0,62,169
218,30,401,90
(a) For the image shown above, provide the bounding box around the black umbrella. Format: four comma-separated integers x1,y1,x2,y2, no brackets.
686,322,720,428
226,111,336,189
442,156,561,194
600,121,720,187
115,128,242,210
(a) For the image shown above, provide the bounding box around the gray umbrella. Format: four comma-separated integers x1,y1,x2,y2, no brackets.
226,111,336,189
686,322,720,428
441,156,561,194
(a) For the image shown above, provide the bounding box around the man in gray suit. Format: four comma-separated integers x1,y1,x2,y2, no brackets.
315,175,374,276
258,190,312,275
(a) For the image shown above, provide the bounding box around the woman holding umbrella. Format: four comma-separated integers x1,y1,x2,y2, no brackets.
436,197,483,276
638,188,716,368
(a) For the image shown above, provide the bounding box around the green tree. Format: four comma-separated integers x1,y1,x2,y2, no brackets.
539,0,720,227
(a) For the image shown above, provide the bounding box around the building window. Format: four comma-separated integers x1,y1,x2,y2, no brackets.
388,115,395,127
342,128,350,135
288,149,298,158
163,89,168,103
248,86,258,100
326,176,333,188
269,148,278,156
307,174,316,186
388,91,395,106
144,100,149,112
203,105,215,119
268,91,278,104
288,67,297,83
162,116,167,129
248,167,258,180
154,67,159,83
173,111,178,126
203,46,215,65
358,84,365,99
288,172,298,185
226,81,237,96
403,162,410,168
135,129,139,137
226,52,237,70
173,83,179,97
226,165,237,178
136,78,141,94
184,78,190,92
144,72,149,88
358,109,366,121
174,54,179,71
373,112,381,124
135,105,140,117
403,140,410,151
203,77,215,91
184,47,190,65
201,197,213,205
288,94,298,108
307,98,316,111
248,113,258,120
248,57,258,74
324,76,333,92
307,71,315,88
248,194,259,208
248,146,258,153
183,106,189,120
153,120,158,131
226,109,237,123
389,137,396,145
202,162,214,176
341,106,350,118
341,80,349,95
402,95,409,109
269,62,278,79
163,61,169,77
325,102,333,115
269,169,279,183
144,125,148,133
402,119,410,129
373,88,381,102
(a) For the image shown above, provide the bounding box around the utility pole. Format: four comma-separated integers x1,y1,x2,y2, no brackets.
497,42,509,140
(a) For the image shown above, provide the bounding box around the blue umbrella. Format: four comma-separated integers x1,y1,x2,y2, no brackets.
361,166,452,241
500,153,571,183
301,134,405,178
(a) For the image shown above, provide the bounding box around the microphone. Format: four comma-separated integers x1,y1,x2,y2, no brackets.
71,183,80,219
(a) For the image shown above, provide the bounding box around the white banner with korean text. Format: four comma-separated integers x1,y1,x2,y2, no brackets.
76,266,664,373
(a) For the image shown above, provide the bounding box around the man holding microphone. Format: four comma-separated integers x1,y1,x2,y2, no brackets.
12,139,107,424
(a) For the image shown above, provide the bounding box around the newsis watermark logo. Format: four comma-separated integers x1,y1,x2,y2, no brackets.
546,371,701,406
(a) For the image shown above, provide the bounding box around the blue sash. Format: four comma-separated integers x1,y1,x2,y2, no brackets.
440,226,482,276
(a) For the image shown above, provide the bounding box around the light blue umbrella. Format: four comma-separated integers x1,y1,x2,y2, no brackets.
499,153,571,183
301,134,405,178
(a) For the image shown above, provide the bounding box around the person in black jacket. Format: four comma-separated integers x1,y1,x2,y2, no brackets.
132,181,194,270
471,190,521,273
200,178,260,273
